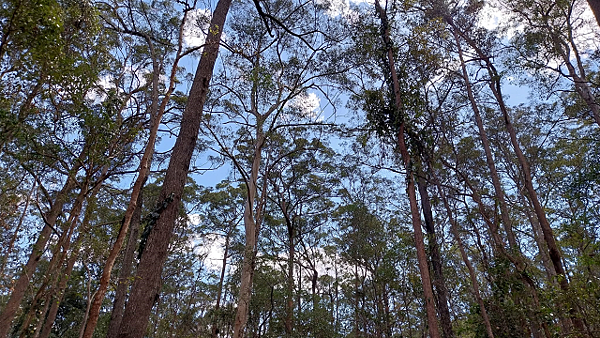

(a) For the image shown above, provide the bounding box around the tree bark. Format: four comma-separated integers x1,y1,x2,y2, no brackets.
374,1,441,337
232,129,265,338
416,174,453,338
115,0,232,336
588,0,600,27
105,191,143,338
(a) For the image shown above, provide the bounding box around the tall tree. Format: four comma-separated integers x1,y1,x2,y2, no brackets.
115,0,232,336
367,1,441,336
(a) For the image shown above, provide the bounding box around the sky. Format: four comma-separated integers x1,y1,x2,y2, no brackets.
93,0,599,276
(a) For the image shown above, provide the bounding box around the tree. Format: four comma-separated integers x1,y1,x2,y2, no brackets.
200,0,344,334
115,0,232,336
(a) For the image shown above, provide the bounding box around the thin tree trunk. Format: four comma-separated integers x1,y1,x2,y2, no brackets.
0,157,84,338
416,174,453,338
115,1,231,336
36,166,107,338
445,15,587,335
518,188,556,280
16,289,50,338
374,1,441,336
105,191,143,338
285,222,295,335
488,61,585,337
549,11,600,127
436,182,495,338
211,227,231,338
232,130,265,338
81,35,161,338
451,29,518,250
38,234,82,338
0,181,36,278
79,268,96,338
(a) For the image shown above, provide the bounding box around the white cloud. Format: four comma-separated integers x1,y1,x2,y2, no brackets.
290,92,321,120
201,234,226,271
182,8,211,48
86,74,115,102
316,0,364,20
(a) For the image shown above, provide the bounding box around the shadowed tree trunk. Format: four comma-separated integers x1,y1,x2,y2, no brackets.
416,173,453,338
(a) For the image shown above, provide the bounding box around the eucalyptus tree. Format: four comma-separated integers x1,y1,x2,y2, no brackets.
348,1,448,336
79,0,210,335
425,0,591,335
0,1,145,333
0,87,144,337
504,0,600,127
193,180,245,338
114,0,232,335
199,1,344,335
260,128,338,336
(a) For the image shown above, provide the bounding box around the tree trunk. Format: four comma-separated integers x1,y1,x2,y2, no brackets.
211,227,231,338
0,159,83,338
232,130,265,338
285,222,295,335
436,182,495,338
79,269,96,338
81,33,163,338
38,245,80,338
416,174,453,338
374,1,441,337
444,14,588,335
115,1,231,335
488,61,585,337
588,0,600,27
451,28,518,250
105,191,144,338
37,167,107,338
0,181,36,278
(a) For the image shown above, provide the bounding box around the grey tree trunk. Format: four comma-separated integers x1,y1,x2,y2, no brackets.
232,130,265,338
